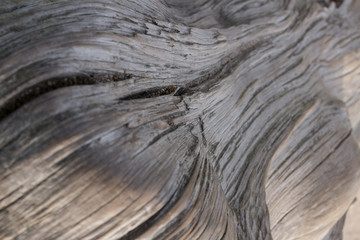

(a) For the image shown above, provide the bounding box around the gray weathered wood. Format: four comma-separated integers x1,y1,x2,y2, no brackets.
1,0,360,239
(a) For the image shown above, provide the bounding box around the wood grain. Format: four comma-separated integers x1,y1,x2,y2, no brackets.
1,0,360,239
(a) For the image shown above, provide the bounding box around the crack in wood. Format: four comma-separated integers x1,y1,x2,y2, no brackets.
119,85,177,101
319,0,343,8
0,72,133,121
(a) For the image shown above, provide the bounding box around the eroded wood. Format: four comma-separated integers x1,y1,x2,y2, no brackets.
1,0,360,239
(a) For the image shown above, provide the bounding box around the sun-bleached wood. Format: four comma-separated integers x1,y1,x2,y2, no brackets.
1,0,360,239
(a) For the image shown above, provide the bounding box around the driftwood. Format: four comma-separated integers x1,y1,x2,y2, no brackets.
1,0,360,239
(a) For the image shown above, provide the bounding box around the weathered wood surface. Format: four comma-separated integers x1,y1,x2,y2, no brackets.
1,0,360,239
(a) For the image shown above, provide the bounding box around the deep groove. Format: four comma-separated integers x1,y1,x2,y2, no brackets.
319,0,343,8
0,72,133,121
181,38,269,95
120,37,271,101
119,85,177,100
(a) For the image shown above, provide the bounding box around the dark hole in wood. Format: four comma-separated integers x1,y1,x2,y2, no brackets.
119,86,177,101
0,72,133,121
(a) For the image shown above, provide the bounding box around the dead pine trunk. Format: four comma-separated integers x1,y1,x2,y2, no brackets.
1,0,360,239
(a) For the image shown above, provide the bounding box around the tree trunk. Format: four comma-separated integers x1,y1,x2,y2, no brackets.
1,0,360,239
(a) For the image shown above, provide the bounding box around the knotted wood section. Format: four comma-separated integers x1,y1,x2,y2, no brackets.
1,0,360,239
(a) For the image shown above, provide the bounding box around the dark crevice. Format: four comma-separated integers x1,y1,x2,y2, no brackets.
319,0,343,8
122,36,271,102
198,116,207,147
179,38,269,97
0,72,133,121
119,85,177,100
